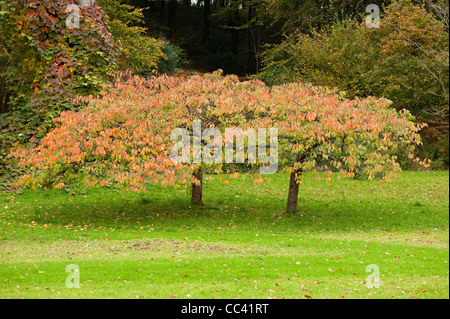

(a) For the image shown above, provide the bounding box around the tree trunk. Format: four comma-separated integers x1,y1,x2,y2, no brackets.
148,0,156,12
202,0,211,42
191,168,203,205
286,169,301,213
159,0,165,19
0,92,9,114
247,4,256,73
141,0,154,26
230,7,240,56
168,0,177,37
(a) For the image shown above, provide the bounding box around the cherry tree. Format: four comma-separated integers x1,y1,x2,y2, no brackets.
10,71,276,203
266,83,426,212
11,72,425,212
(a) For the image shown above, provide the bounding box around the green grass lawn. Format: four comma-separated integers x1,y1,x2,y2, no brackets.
0,171,448,299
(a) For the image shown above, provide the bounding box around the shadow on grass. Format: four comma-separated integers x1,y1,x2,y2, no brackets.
6,171,449,232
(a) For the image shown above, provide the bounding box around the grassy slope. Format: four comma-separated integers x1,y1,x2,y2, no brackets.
0,171,448,299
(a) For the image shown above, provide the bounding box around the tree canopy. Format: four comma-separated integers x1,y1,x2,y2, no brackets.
11,72,425,211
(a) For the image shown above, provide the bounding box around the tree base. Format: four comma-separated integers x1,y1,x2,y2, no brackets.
190,200,204,206
191,168,203,206
286,169,301,214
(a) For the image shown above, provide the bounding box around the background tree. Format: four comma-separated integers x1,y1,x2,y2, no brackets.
0,42,9,114
258,0,449,168
0,0,116,188
0,0,116,120
0,0,185,189
267,0,390,33
97,0,165,75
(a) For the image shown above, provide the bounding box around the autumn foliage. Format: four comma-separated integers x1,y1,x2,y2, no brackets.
259,0,449,168
0,0,116,117
11,72,425,211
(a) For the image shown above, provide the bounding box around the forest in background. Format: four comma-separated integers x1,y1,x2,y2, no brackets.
0,0,448,190
134,0,449,169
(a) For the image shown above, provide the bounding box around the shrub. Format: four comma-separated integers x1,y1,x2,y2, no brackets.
258,0,449,169
98,0,165,75
0,0,116,120
157,40,188,75
0,0,117,189
204,50,244,75
260,1,449,115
